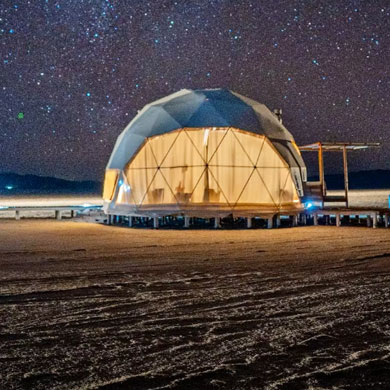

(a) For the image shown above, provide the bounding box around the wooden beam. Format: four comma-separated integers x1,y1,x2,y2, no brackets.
267,217,273,229
184,216,190,228
214,217,221,229
247,217,252,229
372,213,377,229
343,146,349,207
318,142,325,197
153,217,159,229
275,214,281,228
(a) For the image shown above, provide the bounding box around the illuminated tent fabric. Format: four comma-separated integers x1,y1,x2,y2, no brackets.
103,89,307,217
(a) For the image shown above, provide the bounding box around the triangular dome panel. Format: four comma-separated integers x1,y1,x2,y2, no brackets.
257,139,287,168
209,166,255,205
208,129,253,167
160,130,205,168
236,168,278,207
127,140,158,169
184,100,231,127
161,166,206,205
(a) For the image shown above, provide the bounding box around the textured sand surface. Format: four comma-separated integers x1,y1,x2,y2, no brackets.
1,220,390,389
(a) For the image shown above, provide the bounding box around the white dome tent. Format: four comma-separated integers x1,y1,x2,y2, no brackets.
103,89,307,222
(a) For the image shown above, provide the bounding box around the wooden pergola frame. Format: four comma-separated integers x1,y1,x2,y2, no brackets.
299,142,380,207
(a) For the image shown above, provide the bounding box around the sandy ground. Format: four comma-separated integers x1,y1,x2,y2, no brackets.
1,220,390,389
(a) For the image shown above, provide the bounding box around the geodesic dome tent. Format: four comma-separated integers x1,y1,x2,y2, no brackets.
103,89,307,217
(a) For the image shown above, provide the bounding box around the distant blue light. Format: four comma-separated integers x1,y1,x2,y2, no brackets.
312,59,319,65
86,92,91,96
5,185,13,190
9,29,15,34
305,202,314,209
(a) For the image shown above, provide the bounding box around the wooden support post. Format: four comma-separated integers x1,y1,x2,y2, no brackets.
153,217,159,229
367,215,371,228
247,217,252,229
184,216,190,228
336,214,341,227
276,214,281,228
385,214,389,228
343,146,349,208
318,142,325,198
15,210,20,220
267,217,273,229
128,216,133,227
214,217,221,229
373,214,377,229
313,213,318,226
71,210,75,218
292,215,298,227
302,214,307,225
55,210,62,220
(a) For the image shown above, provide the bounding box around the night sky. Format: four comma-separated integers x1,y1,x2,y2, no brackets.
0,0,389,181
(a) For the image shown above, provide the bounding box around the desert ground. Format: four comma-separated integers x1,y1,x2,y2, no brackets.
1,218,390,390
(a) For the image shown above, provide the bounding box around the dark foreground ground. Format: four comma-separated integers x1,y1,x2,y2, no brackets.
1,220,390,389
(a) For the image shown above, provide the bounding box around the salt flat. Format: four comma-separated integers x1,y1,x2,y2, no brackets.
1,220,390,389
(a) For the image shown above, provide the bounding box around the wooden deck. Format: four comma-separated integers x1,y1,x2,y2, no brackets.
1,205,388,229
304,208,390,228
0,205,102,220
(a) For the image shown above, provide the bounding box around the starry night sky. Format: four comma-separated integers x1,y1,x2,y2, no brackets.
0,0,389,181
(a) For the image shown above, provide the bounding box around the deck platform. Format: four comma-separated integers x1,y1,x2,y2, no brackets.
0,205,102,220
1,205,389,229
304,208,390,228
